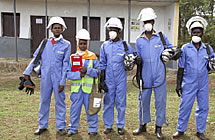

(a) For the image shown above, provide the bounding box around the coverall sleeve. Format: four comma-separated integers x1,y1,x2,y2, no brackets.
60,43,71,86
66,58,82,80
99,43,107,70
86,59,99,78
23,40,45,76
162,33,173,49
126,42,135,54
136,38,142,57
178,46,186,68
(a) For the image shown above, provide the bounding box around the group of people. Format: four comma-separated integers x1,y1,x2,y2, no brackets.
20,7,215,140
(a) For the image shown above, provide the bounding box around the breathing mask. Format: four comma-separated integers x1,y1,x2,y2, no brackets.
192,36,201,43
109,31,117,40
144,23,153,31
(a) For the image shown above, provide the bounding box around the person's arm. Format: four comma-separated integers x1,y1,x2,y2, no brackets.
60,43,71,86
162,33,173,49
99,43,107,70
86,59,99,78
23,40,45,76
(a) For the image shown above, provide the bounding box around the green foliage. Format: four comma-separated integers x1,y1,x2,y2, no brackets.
179,0,215,49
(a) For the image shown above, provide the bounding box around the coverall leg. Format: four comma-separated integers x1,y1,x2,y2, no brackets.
154,81,167,126
38,77,53,129
53,79,66,129
83,92,98,133
115,80,127,128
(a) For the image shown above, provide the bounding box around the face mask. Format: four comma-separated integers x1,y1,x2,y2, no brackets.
144,23,153,31
77,50,85,56
192,36,201,43
109,31,117,40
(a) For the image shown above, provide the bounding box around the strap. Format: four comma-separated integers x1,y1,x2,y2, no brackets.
205,43,211,57
158,32,167,49
122,41,128,53
33,39,48,65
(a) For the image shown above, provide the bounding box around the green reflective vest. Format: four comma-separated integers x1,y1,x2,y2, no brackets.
71,59,96,94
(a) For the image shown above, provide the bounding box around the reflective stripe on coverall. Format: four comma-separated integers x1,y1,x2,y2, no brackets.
66,59,99,133
23,38,71,129
176,42,214,133
136,32,172,126
99,40,134,129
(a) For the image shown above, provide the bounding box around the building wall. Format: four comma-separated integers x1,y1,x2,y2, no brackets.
0,0,178,44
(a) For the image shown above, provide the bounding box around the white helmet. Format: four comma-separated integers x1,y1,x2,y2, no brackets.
105,17,123,30
76,29,90,40
186,16,208,34
47,16,67,30
137,7,157,22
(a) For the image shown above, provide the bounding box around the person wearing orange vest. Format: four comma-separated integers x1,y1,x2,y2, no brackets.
66,29,99,136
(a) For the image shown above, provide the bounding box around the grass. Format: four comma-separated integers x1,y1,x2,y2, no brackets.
0,71,215,140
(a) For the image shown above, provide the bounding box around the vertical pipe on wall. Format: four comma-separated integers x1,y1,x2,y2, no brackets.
128,0,131,43
87,0,90,34
13,0,18,61
45,0,48,38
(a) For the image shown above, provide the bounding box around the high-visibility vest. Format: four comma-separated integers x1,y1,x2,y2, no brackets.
71,59,96,94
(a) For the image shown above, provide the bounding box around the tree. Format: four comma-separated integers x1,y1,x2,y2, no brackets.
179,0,215,49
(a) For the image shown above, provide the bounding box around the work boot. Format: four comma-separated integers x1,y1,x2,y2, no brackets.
88,132,97,136
57,129,67,136
34,128,47,135
173,131,184,139
133,124,147,135
67,131,78,137
104,128,112,134
196,132,207,140
118,128,125,135
155,125,164,140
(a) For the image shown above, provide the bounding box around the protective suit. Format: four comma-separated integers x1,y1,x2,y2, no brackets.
24,37,71,130
66,29,99,135
136,32,172,126
99,40,134,129
23,17,71,132
176,42,214,133
175,16,214,134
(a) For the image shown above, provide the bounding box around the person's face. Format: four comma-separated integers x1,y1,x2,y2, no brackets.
51,24,63,37
108,27,120,34
78,39,88,51
143,20,154,25
191,28,203,38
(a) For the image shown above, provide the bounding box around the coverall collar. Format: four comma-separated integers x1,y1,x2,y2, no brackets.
109,39,123,45
190,41,206,50
140,31,157,40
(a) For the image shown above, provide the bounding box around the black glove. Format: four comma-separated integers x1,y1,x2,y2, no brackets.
176,68,184,97
99,70,108,93
135,55,144,89
171,48,182,61
24,77,35,95
18,76,26,90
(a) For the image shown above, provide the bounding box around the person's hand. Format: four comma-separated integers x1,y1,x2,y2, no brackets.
80,72,85,78
79,67,87,73
176,85,182,97
58,85,65,93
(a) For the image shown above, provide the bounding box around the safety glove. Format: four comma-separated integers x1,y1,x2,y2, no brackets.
207,57,215,71
176,68,184,97
98,70,108,93
24,77,35,95
170,48,182,61
18,76,26,90
135,55,144,89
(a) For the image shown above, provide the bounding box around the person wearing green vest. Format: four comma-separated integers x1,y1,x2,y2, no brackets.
66,29,99,136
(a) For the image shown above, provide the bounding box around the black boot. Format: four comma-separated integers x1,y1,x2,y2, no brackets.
173,131,184,139
34,128,47,135
196,132,207,140
133,124,147,135
155,125,164,140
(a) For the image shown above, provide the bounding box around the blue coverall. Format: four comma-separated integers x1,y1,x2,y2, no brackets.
66,59,99,133
99,40,134,129
24,38,71,130
176,42,214,133
136,32,172,126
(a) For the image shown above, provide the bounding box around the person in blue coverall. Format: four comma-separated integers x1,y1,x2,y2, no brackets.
23,17,71,135
133,8,173,140
99,17,134,135
66,29,99,136
173,16,214,140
